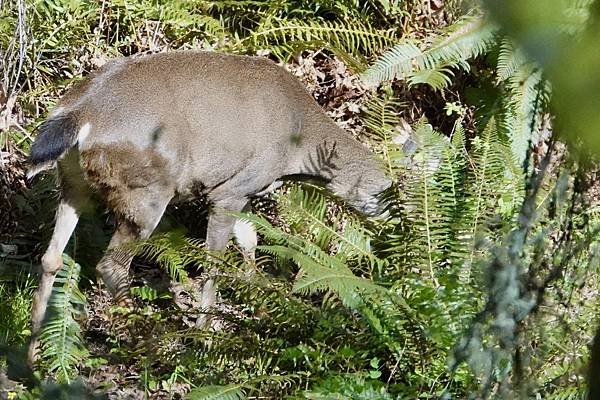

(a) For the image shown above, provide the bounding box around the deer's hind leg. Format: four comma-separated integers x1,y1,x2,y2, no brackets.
95,185,174,306
29,152,91,363
80,143,175,305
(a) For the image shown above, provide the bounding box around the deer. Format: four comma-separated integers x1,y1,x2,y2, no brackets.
26,50,392,362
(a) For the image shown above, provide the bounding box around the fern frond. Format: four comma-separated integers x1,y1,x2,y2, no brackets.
401,120,451,283
242,204,388,310
135,231,191,283
362,40,421,85
435,122,469,266
362,92,407,186
363,16,498,88
256,242,386,308
502,63,550,164
275,185,382,268
187,383,246,400
39,254,88,383
196,15,227,39
407,66,454,91
463,117,512,269
498,143,525,218
187,374,300,400
427,16,495,66
291,251,387,308
496,38,527,84
245,17,396,65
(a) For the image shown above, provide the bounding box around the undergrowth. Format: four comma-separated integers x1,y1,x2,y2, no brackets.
1,0,599,399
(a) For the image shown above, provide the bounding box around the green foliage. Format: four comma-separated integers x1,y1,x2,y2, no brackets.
188,374,299,399
366,91,522,278
303,373,394,399
244,17,397,68
362,89,406,181
187,383,246,400
38,254,88,383
362,16,498,89
241,185,388,309
0,275,34,347
362,13,554,164
449,158,600,397
131,285,172,301
135,230,195,283
2,0,600,398
496,44,551,165
362,89,597,397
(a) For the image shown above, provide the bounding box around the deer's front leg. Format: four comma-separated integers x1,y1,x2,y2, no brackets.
197,197,249,328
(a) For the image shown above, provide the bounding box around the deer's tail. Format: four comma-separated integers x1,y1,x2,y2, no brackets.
27,112,80,179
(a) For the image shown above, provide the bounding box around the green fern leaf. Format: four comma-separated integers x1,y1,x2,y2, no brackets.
186,383,246,400
39,254,88,383
244,17,396,65
136,231,191,283
362,16,498,88
502,63,550,164
362,92,407,191
186,374,300,399
461,117,514,270
362,40,422,84
401,120,451,283
242,188,389,310
275,185,381,267
291,251,387,308
496,38,526,84
408,66,454,91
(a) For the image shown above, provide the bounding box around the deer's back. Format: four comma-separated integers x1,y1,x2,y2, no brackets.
59,51,329,197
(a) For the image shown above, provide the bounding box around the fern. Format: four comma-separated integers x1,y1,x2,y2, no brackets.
362,14,550,163
286,246,386,308
495,38,526,84
135,230,194,283
187,374,300,400
187,383,246,400
491,34,550,165
274,185,383,270
244,17,396,68
362,91,406,181
38,254,88,383
462,117,515,270
398,120,453,284
434,122,470,267
365,95,519,281
235,184,389,308
244,217,386,309
501,63,550,165
407,66,455,91
364,95,464,274
362,16,498,88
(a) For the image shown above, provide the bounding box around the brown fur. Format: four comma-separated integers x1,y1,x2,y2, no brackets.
80,142,172,225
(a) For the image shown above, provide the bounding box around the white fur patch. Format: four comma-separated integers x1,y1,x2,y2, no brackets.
26,161,57,179
233,219,257,256
77,123,91,145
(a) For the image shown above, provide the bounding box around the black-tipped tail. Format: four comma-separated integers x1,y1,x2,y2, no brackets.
28,113,79,167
